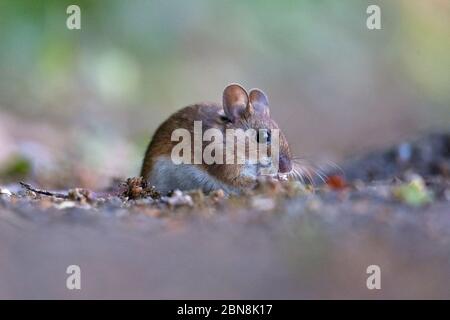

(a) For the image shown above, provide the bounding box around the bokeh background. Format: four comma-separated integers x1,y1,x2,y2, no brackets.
0,0,449,189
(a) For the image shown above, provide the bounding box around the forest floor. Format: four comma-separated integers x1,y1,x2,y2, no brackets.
0,132,449,299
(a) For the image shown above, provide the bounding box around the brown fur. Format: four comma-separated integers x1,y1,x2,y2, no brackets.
141,84,292,191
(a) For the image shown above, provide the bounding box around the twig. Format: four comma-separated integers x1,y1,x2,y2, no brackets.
19,182,69,199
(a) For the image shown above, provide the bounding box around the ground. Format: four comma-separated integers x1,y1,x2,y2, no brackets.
0,133,449,299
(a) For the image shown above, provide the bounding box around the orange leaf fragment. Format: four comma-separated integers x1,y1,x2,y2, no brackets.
326,174,347,190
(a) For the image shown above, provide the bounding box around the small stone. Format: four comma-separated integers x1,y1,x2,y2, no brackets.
210,189,226,202
68,188,93,203
251,196,275,211
0,187,12,197
164,190,193,207
55,201,77,209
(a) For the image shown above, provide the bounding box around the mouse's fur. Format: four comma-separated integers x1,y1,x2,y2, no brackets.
141,84,292,194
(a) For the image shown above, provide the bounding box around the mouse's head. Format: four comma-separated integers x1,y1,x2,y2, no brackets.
222,83,292,175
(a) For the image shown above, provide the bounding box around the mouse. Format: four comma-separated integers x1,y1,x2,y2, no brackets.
140,83,293,194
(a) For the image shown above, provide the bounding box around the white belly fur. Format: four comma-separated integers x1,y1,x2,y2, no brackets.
149,156,239,194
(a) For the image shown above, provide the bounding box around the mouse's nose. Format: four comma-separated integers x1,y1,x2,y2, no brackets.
279,154,292,173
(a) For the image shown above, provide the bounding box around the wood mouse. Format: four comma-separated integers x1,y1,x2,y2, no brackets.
141,83,293,194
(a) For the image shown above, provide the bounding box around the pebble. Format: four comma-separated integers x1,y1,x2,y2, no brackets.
251,196,276,211
0,187,12,196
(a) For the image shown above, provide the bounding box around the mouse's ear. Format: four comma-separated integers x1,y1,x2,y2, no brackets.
248,88,270,117
223,83,248,122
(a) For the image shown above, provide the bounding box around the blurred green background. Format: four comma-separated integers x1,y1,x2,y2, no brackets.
0,0,449,188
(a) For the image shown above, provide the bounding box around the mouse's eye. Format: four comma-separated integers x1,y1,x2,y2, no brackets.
257,129,271,144
220,115,231,123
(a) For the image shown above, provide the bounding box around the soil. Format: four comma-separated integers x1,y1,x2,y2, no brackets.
0,132,449,299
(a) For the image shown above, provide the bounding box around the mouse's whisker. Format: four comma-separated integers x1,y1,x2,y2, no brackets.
300,165,314,185
292,163,317,187
294,168,306,185
292,156,345,176
291,156,334,185
319,160,345,175
293,166,307,184
287,167,302,184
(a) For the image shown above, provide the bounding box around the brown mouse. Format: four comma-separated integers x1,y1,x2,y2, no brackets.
141,83,293,194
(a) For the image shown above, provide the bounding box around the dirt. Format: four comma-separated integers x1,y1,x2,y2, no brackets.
0,132,449,299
